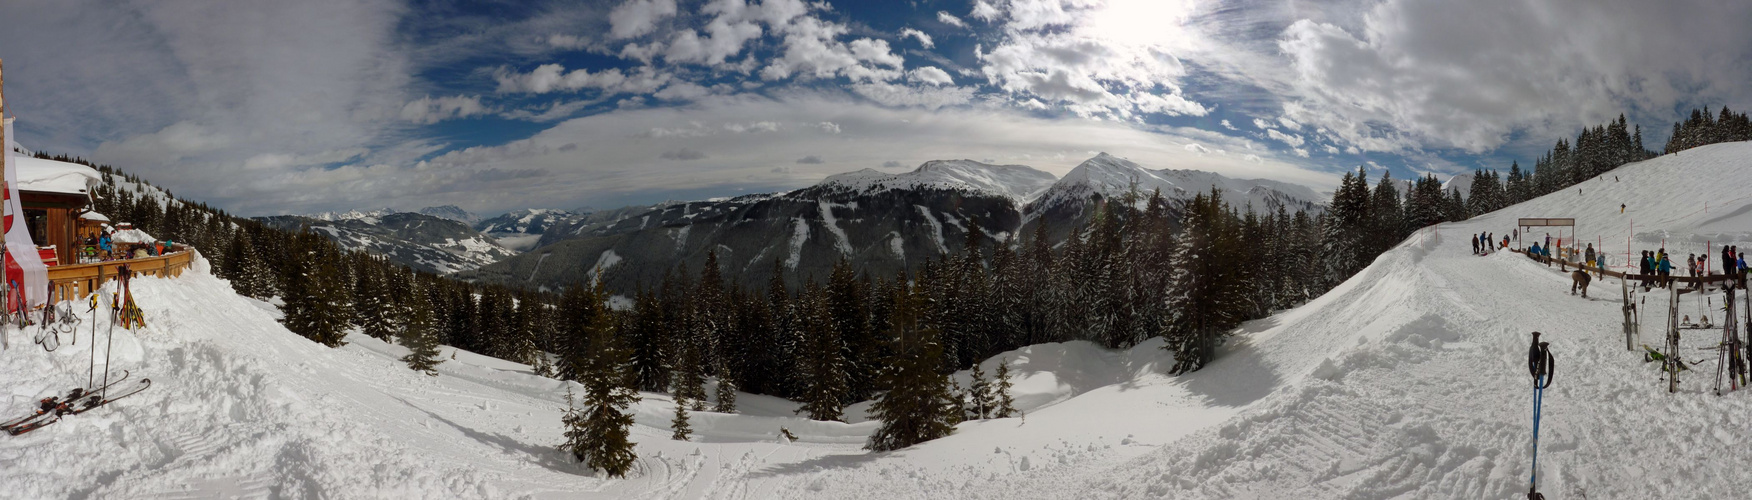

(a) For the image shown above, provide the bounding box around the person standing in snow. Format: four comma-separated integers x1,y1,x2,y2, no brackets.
1738,252,1747,288
1658,250,1674,288
1724,246,1736,277
1688,254,1698,278
1472,234,1480,255
1643,251,1655,288
1585,244,1596,270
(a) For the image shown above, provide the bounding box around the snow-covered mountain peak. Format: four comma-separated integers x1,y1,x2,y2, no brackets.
1030,153,1326,217
417,205,480,223
304,207,398,223
815,159,1058,203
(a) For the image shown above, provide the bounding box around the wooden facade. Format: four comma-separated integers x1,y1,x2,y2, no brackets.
19,190,87,266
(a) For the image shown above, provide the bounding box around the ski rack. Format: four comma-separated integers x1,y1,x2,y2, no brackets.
1669,284,1682,393
1716,287,1745,395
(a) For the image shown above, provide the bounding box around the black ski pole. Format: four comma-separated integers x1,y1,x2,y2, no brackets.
1528,331,1554,500
87,266,104,390
100,266,127,399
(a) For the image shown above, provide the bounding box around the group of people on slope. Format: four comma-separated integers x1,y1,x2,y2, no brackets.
1636,246,1749,289
1472,230,1511,256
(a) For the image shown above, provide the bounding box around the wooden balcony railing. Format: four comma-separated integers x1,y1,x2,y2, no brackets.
46,246,195,297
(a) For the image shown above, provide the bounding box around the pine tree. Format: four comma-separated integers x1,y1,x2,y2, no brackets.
794,282,848,421
966,362,994,420
557,278,639,477
1163,189,1247,374
281,240,353,348
866,281,958,451
627,288,670,392
712,360,738,413
670,392,693,441
398,283,443,376
994,357,1017,418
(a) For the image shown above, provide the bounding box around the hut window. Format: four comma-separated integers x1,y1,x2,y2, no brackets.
24,209,47,247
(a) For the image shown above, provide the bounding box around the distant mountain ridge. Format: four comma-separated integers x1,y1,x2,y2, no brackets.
258,210,514,275
459,154,1329,293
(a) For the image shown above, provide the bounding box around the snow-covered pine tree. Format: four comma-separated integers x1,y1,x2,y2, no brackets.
398,283,443,376
1319,169,1370,290
794,282,848,421
627,288,670,392
994,357,1017,418
694,250,729,391
1163,189,1248,374
558,278,639,477
282,238,353,348
826,258,876,401
867,281,957,451
1023,222,1055,346
712,358,737,413
966,362,993,420
673,334,707,412
670,391,692,441
355,260,397,340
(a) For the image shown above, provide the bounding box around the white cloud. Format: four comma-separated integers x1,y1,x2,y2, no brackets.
971,1,1002,22
1252,118,1273,130
819,122,841,133
1220,120,1236,130
1292,148,1309,158
761,16,905,82
908,66,955,86
1277,116,1302,130
1184,143,1211,154
546,34,590,50
970,0,1208,120
1323,144,1340,154
494,65,671,95
899,28,934,48
654,81,712,101
399,95,490,124
1267,129,1305,147
937,11,968,28
1269,0,1752,153
609,0,679,39
377,93,1331,215
851,83,977,110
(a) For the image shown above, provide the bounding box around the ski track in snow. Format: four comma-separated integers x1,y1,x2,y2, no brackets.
785,217,809,270
6,143,1752,498
915,205,948,254
527,253,551,282
817,200,855,256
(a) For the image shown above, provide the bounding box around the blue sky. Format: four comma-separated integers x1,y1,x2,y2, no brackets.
3,0,1750,216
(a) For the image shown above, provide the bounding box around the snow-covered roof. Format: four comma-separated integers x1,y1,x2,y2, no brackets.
80,211,110,222
11,156,101,196
111,227,157,244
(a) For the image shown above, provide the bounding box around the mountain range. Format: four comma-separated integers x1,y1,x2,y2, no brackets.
456,153,1328,292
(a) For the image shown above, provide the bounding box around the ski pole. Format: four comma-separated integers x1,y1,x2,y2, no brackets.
1527,332,1554,500
100,266,126,399
87,266,104,390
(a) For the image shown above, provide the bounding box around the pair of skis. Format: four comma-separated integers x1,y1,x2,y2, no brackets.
0,371,151,435
4,266,151,436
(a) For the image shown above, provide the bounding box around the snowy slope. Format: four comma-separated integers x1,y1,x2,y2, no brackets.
798,141,1752,498
14,143,1752,499
816,159,1058,204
